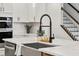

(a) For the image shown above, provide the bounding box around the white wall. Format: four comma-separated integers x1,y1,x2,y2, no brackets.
13,23,26,36
32,3,72,40
13,3,72,40
46,3,72,40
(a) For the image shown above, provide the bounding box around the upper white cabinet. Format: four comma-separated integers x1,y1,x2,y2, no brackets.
26,3,35,22
0,3,13,16
3,3,13,13
0,3,4,12
13,3,28,22
35,3,47,22
0,3,13,13
0,3,48,22
24,3,47,22
13,3,37,22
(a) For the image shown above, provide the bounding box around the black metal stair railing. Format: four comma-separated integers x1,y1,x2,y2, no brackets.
67,3,79,13
61,25,78,41
61,7,79,25
61,7,79,41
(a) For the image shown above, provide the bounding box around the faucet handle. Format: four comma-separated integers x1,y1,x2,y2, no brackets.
53,34,55,39
51,34,55,39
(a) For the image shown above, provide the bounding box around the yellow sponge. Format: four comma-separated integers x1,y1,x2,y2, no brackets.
37,36,49,42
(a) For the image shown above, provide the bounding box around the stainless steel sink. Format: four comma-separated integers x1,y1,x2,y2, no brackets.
23,42,58,49
22,42,59,56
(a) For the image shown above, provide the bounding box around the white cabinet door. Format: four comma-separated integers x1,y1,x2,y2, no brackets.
13,3,46,22
35,3,46,22
13,3,27,22
26,3,35,22
3,3,13,13
0,3,3,12
0,3,13,16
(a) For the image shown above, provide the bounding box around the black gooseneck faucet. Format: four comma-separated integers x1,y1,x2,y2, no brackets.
39,14,54,43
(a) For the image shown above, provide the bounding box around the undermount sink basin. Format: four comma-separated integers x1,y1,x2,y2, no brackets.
23,42,58,49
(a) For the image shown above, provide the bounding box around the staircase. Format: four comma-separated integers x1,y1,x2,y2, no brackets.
61,4,79,41
61,13,79,41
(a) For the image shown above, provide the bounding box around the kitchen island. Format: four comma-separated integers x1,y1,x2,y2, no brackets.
3,37,38,56
3,36,58,56
3,37,79,56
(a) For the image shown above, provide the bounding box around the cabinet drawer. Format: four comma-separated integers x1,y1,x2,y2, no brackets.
5,42,16,50
5,42,16,56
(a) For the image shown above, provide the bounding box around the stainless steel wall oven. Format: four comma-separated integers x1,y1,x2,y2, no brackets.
0,17,13,43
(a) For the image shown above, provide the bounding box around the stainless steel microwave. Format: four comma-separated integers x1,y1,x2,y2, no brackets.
0,17,12,28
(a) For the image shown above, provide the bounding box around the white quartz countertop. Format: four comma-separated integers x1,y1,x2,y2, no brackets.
39,40,79,56
3,37,79,56
3,37,38,44
37,38,79,56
